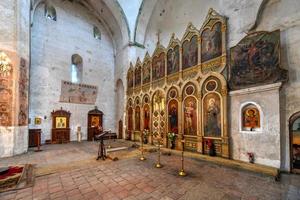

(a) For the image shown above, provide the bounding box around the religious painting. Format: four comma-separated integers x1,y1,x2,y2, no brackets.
128,107,133,131
127,70,134,88
91,116,100,127
182,35,198,70
184,97,197,135
35,117,42,125
135,66,141,86
205,80,218,92
168,99,178,133
201,22,222,62
18,58,28,126
167,45,179,75
152,53,165,81
60,81,98,104
169,88,177,99
142,62,151,84
229,30,287,90
203,93,221,137
56,117,67,129
144,105,150,130
185,85,195,96
242,106,260,131
135,106,141,130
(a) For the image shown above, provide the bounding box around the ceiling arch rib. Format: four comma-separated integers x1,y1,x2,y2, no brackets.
134,0,158,45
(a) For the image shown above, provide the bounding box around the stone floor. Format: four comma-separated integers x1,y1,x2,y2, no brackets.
0,140,299,200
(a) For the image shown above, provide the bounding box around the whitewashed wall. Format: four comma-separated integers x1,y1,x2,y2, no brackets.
29,0,116,142
229,83,282,168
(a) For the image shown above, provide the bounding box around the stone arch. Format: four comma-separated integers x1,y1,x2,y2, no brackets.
116,79,125,132
289,111,300,172
134,0,158,44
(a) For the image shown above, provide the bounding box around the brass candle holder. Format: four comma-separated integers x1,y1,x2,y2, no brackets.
155,138,163,168
178,139,187,176
139,131,146,161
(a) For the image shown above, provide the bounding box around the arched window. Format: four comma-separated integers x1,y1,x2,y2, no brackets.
93,26,101,40
71,54,83,83
241,103,262,132
45,4,57,21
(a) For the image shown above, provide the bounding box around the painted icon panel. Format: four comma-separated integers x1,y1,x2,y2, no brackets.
142,62,151,84
201,22,222,62
184,96,197,135
152,53,165,81
167,45,180,75
203,93,221,137
168,99,178,133
144,105,150,130
182,35,198,70
135,66,141,86
242,106,260,131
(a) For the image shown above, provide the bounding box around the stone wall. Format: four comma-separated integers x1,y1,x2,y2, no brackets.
29,0,116,142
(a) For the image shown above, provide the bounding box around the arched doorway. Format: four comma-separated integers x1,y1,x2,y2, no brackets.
116,79,125,138
289,112,300,173
118,120,123,139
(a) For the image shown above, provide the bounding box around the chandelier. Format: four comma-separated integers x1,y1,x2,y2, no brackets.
0,52,12,77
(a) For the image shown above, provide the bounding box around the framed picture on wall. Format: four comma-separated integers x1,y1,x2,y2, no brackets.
55,117,67,129
34,117,42,125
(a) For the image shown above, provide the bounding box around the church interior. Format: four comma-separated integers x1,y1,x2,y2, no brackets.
0,0,300,199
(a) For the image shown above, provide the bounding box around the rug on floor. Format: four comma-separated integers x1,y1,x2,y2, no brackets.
0,164,35,193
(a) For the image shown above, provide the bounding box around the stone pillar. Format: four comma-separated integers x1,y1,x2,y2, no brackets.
0,0,30,158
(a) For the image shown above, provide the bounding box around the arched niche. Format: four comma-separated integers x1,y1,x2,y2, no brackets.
167,87,179,134
127,98,133,139
240,102,263,132
289,111,300,172
45,4,57,21
182,82,198,152
135,106,141,131
201,75,228,158
142,94,150,131
71,54,83,83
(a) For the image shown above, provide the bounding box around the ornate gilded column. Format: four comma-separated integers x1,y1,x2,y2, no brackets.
196,92,203,153
177,96,183,150
221,87,229,158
